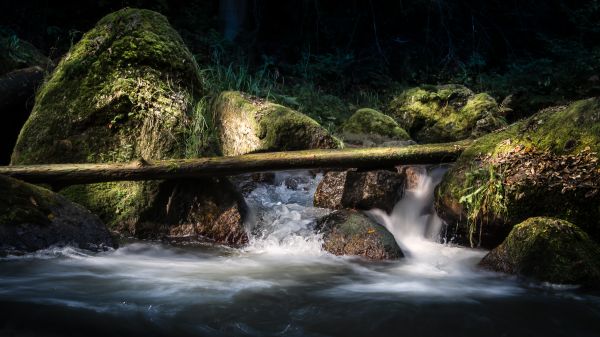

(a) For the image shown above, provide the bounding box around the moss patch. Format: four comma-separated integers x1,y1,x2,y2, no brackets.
480,217,600,287
342,108,410,144
388,84,506,143
9,8,216,232
213,91,341,156
436,98,600,247
316,209,403,260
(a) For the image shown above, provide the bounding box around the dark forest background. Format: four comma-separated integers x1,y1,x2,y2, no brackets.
1,0,600,161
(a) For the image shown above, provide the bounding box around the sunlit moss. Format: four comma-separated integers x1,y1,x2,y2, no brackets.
388,84,506,142
10,8,208,228
436,97,600,246
213,91,342,156
342,108,410,141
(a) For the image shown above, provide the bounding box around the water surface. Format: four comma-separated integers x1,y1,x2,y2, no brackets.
1,170,599,337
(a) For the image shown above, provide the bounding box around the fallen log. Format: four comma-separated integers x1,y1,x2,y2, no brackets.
0,141,470,185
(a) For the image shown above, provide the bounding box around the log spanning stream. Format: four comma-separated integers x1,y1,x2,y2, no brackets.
0,141,468,185
1,169,600,337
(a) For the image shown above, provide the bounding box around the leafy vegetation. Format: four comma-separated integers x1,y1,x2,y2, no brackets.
459,164,507,247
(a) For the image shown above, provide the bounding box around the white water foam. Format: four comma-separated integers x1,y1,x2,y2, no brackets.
242,171,330,256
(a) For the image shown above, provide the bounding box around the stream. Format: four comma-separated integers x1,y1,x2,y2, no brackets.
1,169,600,337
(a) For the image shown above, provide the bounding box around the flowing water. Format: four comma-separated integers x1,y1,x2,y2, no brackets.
1,169,600,337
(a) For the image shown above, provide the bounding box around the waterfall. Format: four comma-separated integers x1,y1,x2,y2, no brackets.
367,166,449,260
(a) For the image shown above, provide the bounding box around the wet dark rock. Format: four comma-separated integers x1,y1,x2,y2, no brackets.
314,170,404,213
396,166,426,190
480,217,600,287
0,175,116,256
316,210,403,260
125,178,248,246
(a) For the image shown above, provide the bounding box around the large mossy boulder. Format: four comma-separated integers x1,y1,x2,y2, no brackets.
388,84,507,143
316,210,403,260
314,170,404,213
341,108,412,147
480,217,600,287
0,175,115,256
10,9,248,245
213,91,341,156
436,98,600,247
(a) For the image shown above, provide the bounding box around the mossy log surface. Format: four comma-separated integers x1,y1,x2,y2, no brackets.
0,141,469,185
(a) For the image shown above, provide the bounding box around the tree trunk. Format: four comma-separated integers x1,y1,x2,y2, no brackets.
0,141,470,186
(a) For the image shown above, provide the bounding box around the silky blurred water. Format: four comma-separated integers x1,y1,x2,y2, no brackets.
1,170,599,337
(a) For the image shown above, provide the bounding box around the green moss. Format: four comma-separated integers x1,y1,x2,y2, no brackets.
388,84,506,142
258,104,342,151
214,91,341,156
342,108,410,141
273,84,351,131
0,175,57,226
60,181,155,226
10,8,208,229
437,97,600,246
481,217,600,287
318,210,403,260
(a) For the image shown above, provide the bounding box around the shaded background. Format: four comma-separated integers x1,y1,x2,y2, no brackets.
1,0,599,163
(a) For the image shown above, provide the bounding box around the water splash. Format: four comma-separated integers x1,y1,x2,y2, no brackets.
241,171,330,256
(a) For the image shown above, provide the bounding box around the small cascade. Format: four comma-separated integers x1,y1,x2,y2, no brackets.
368,166,451,260
242,171,330,255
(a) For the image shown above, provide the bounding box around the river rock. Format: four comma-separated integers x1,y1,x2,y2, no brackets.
0,175,116,256
387,84,506,143
341,108,411,147
479,217,600,287
213,91,341,156
314,170,404,213
436,98,600,248
316,210,403,260
10,9,248,245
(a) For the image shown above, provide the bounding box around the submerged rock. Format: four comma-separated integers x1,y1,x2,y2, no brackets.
213,91,341,156
10,9,247,245
316,210,403,260
480,217,600,287
436,98,600,247
388,84,506,143
341,108,411,147
314,170,404,213
0,175,115,255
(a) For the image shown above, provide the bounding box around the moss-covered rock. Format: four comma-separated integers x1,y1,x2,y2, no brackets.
436,98,600,247
341,108,411,147
0,175,115,255
314,170,404,213
480,217,600,287
316,210,403,260
388,84,507,143
213,91,341,156
10,9,247,244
